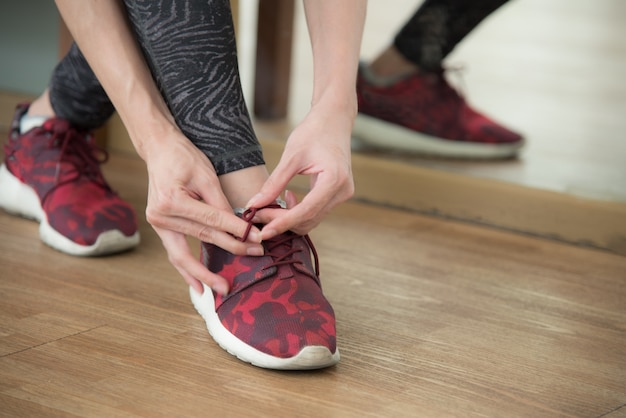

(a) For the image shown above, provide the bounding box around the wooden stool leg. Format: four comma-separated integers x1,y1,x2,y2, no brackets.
254,0,295,120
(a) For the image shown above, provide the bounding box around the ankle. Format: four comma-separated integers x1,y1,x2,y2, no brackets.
27,90,56,119
368,46,421,79
219,165,270,209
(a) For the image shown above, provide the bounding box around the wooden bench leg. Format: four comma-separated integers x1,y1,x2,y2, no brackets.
254,0,295,120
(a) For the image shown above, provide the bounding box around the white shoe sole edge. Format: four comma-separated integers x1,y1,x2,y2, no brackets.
352,113,524,159
0,164,140,256
190,284,340,370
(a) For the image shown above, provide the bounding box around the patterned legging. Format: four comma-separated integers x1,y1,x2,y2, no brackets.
49,0,263,176
394,0,510,71
49,0,511,174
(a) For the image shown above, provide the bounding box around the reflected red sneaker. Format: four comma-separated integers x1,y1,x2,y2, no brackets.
0,103,139,256
354,65,524,158
190,206,339,370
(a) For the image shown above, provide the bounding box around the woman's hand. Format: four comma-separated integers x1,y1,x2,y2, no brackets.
55,1,260,293
246,0,365,239
143,130,263,295
246,99,355,238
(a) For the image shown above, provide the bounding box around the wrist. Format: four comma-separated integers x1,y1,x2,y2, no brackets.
311,88,358,123
120,105,180,162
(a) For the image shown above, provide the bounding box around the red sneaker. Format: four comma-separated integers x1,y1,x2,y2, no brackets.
190,206,339,370
354,65,524,159
0,103,139,256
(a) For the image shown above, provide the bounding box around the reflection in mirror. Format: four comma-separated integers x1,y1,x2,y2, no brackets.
283,0,626,203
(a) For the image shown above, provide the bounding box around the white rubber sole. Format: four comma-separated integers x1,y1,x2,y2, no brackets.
190,284,340,370
0,164,140,256
352,113,524,159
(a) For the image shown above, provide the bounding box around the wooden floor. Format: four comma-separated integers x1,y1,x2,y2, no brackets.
1,152,625,417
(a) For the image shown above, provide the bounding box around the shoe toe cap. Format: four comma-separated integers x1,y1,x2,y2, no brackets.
219,281,337,359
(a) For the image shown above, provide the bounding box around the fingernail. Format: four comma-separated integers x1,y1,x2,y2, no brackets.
246,193,263,208
247,245,264,256
248,230,262,243
262,229,277,240
213,283,229,296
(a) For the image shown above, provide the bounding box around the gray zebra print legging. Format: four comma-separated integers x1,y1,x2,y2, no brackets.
49,0,263,176
393,0,510,71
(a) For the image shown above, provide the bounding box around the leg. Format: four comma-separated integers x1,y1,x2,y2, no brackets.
123,0,264,178
123,0,268,207
29,43,115,130
354,0,523,159
0,43,139,255
392,0,510,72
121,0,338,369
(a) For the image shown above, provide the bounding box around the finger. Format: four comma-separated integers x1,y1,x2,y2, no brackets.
192,175,233,213
157,229,230,295
260,172,351,238
208,228,265,256
259,187,330,238
248,190,298,225
285,189,299,209
179,268,204,294
152,215,263,255
246,159,296,209
180,256,230,296
250,205,288,226
147,196,262,243
261,201,324,237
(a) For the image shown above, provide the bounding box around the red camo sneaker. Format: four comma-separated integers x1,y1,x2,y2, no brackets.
0,103,139,256
190,205,339,370
354,65,525,159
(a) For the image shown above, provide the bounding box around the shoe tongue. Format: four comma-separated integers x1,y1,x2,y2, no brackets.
264,232,295,279
267,233,318,282
20,115,48,134
43,118,72,134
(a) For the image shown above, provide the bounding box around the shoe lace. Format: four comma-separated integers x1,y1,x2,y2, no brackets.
41,121,112,203
240,204,320,277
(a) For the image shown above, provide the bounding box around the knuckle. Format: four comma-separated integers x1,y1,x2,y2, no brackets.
152,190,177,213
148,192,176,219
145,207,164,227
343,179,355,198
202,209,222,228
196,226,216,243
154,197,174,214
224,241,244,255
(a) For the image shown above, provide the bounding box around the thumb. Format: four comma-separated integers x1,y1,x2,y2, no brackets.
284,189,299,209
246,160,295,209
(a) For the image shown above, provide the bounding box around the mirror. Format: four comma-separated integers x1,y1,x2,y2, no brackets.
286,0,625,202
239,0,626,254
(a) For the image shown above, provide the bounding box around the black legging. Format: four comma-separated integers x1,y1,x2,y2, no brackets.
394,0,510,71
49,0,263,176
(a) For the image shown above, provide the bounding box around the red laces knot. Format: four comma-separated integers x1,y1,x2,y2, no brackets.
239,204,320,277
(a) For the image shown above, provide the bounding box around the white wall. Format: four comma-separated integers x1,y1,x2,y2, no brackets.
0,2,60,94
